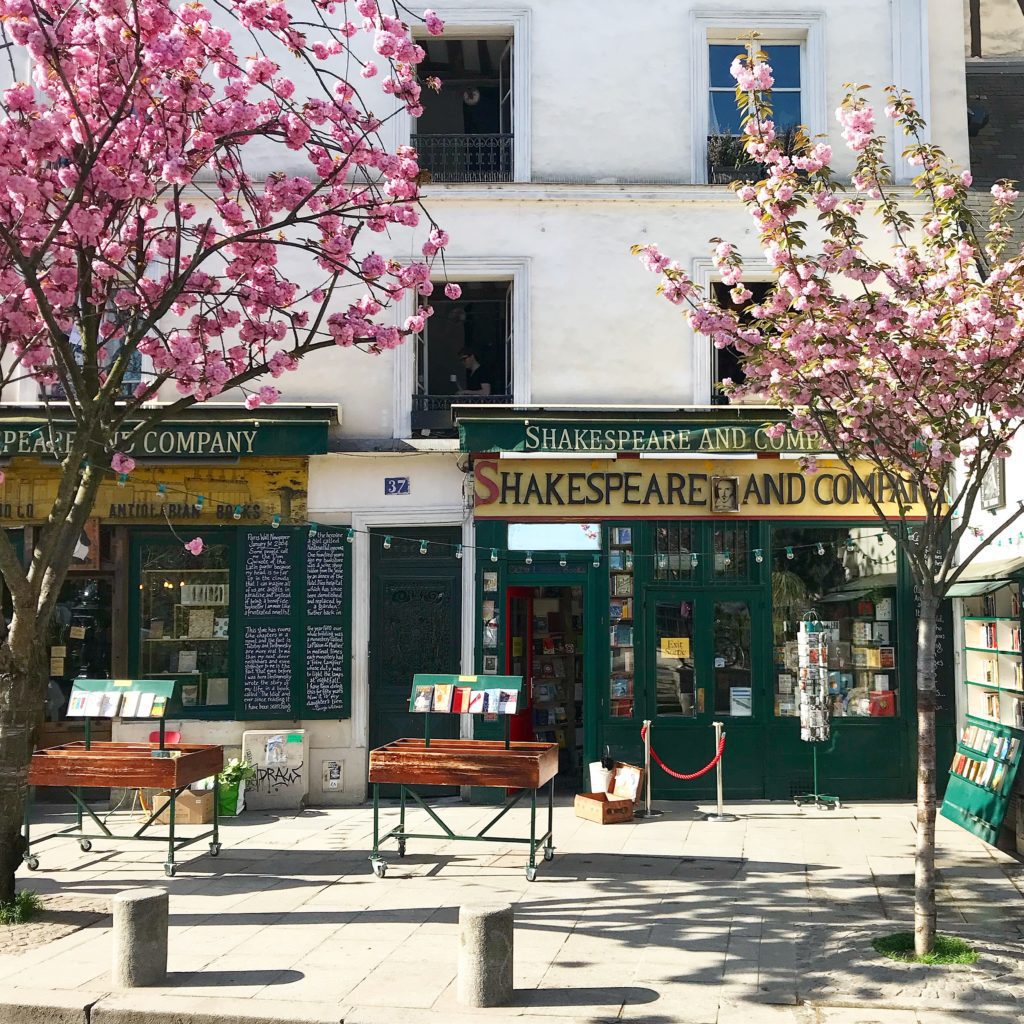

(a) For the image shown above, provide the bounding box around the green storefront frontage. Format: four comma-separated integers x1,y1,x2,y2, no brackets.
458,407,956,802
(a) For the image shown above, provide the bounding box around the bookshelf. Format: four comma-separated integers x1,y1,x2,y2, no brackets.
961,584,1023,730
608,526,635,718
940,714,1024,845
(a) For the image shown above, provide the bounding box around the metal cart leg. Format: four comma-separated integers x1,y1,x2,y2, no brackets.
543,778,555,862
525,788,538,882
22,786,38,870
164,792,177,877
398,786,407,857
370,783,386,877
209,777,221,857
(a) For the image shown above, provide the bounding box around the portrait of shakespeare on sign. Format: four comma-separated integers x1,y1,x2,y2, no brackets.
711,476,740,513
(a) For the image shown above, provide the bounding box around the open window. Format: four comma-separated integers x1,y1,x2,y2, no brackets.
413,38,513,182
710,281,774,404
412,280,512,435
707,40,803,184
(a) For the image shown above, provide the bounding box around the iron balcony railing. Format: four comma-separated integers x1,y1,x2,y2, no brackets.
411,133,513,183
411,392,508,434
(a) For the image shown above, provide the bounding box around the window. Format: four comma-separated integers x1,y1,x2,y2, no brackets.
707,42,802,184
41,320,143,402
412,280,512,435
770,527,900,719
710,280,773,403
414,38,513,182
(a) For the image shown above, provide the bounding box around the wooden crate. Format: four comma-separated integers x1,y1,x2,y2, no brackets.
28,742,223,790
369,738,558,789
574,792,634,824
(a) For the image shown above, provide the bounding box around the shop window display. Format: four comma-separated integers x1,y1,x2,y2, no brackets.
139,542,231,707
771,527,898,719
608,527,635,717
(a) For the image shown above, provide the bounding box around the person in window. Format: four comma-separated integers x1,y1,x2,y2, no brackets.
456,347,498,396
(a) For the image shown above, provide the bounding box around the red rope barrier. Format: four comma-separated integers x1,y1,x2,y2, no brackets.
641,723,726,781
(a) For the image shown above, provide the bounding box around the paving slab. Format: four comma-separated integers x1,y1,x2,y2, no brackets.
1,801,1022,1024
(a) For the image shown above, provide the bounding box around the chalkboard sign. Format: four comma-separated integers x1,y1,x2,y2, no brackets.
306,624,346,711
307,532,346,616
914,585,955,696
243,625,292,712
244,532,291,617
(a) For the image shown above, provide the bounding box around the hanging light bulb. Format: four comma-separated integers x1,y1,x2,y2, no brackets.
419,539,429,555
346,528,355,543
816,542,825,556
786,546,794,560
690,552,699,568
233,505,243,520
157,483,167,499
455,544,463,559
309,522,318,537
522,551,532,565
383,535,392,550
271,513,281,528
592,553,601,568
194,494,205,511
117,473,128,487
754,548,764,563
723,550,732,566
559,552,567,568
490,548,498,562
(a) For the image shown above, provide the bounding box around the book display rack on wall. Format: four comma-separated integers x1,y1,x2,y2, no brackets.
608,527,635,718
961,583,1023,730
940,714,1024,845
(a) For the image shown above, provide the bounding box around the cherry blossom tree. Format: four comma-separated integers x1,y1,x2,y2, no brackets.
636,48,1024,955
0,0,450,902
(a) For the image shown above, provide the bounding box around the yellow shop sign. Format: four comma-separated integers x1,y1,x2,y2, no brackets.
472,458,926,520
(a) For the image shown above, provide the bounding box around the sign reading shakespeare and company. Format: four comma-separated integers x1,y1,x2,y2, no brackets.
472,458,928,520
457,417,824,455
0,419,329,460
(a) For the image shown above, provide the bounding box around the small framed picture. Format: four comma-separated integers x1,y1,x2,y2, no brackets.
981,458,1006,511
482,654,499,674
710,476,740,513
482,571,498,593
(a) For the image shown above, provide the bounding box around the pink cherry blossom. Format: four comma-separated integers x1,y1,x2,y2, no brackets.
111,452,136,475
184,538,204,556
444,282,462,299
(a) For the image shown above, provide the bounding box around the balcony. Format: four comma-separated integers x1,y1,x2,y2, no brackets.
412,133,513,183
411,393,507,435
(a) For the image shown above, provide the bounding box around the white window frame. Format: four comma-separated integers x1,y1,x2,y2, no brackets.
400,8,531,183
690,255,773,405
690,11,826,185
394,256,530,439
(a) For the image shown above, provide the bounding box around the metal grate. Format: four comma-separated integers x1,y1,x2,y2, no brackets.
412,133,513,182
653,523,695,581
411,392,507,435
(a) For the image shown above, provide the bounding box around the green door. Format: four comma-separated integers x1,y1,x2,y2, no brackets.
645,590,767,798
369,529,462,796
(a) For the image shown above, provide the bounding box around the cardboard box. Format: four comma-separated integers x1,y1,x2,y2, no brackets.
574,792,634,824
610,761,644,807
152,788,214,825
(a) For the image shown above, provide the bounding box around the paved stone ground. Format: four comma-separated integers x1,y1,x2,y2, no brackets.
1,798,1022,1024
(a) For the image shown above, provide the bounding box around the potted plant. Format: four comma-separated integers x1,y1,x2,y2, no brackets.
217,758,256,817
707,133,762,184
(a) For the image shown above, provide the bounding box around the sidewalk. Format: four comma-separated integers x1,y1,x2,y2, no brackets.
1,797,1023,1024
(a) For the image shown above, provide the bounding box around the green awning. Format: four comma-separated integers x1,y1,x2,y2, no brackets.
945,580,1008,598
945,555,1024,597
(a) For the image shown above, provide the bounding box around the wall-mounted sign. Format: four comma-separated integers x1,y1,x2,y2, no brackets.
472,458,927,520
457,417,824,455
384,476,411,495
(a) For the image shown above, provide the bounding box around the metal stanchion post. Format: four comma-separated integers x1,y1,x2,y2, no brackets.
635,720,663,819
703,721,737,823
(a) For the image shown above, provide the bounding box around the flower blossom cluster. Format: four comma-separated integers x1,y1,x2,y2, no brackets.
0,0,453,452
635,52,1024,504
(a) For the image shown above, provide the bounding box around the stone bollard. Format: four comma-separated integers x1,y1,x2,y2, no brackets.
457,902,513,1007
111,888,169,988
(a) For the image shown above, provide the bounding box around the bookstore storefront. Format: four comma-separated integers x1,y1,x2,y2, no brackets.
0,409,343,751
458,407,955,801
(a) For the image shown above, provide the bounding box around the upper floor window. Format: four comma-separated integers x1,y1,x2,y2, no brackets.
707,42,802,184
41,321,142,402
412,280,512,434
413,38,513,183
710,280,773,404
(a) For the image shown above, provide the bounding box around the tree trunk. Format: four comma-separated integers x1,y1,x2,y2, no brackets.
0,628,46,905
914,590,939,956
